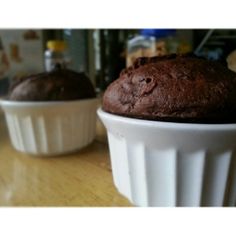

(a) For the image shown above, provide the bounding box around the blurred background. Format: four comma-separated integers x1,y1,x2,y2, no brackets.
1,29,236,96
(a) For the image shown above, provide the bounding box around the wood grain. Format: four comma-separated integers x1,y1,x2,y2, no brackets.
0,113,132,206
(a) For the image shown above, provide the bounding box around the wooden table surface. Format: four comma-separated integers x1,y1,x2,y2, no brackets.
0,112,132,206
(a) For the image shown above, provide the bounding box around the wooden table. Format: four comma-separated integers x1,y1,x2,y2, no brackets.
0,112,132,206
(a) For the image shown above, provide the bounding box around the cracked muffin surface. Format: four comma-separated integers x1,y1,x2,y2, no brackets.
102,54,236,123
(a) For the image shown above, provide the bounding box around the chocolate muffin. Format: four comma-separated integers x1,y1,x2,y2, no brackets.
102,54,236,123
8,68,96,101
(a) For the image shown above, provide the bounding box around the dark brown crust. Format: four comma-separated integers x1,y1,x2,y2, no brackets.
8,69,96,101
102,54,236,123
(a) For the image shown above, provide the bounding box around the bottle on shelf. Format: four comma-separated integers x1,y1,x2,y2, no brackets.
126,29,191,67
44,40,70,72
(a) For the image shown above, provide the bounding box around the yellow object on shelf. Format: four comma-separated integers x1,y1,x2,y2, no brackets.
47,40,67,52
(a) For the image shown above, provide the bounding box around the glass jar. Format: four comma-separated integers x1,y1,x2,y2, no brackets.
126,29,178,67
127,35,156,67
44,40,70,72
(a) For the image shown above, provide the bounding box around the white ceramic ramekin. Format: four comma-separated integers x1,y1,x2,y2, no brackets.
97,108,236,207
0,98,98,156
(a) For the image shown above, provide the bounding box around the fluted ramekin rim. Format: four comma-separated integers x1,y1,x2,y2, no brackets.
0,97,98,108
97,108,236,131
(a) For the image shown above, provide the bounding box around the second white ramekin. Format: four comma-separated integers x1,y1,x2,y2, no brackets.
98,108,236,207
0,98,98,156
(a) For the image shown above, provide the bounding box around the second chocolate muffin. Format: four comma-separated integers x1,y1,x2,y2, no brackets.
9,68,96,101
102,54,236,123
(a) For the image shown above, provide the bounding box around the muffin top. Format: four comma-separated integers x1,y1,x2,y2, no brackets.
8,68,96,101
102,54,236,123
